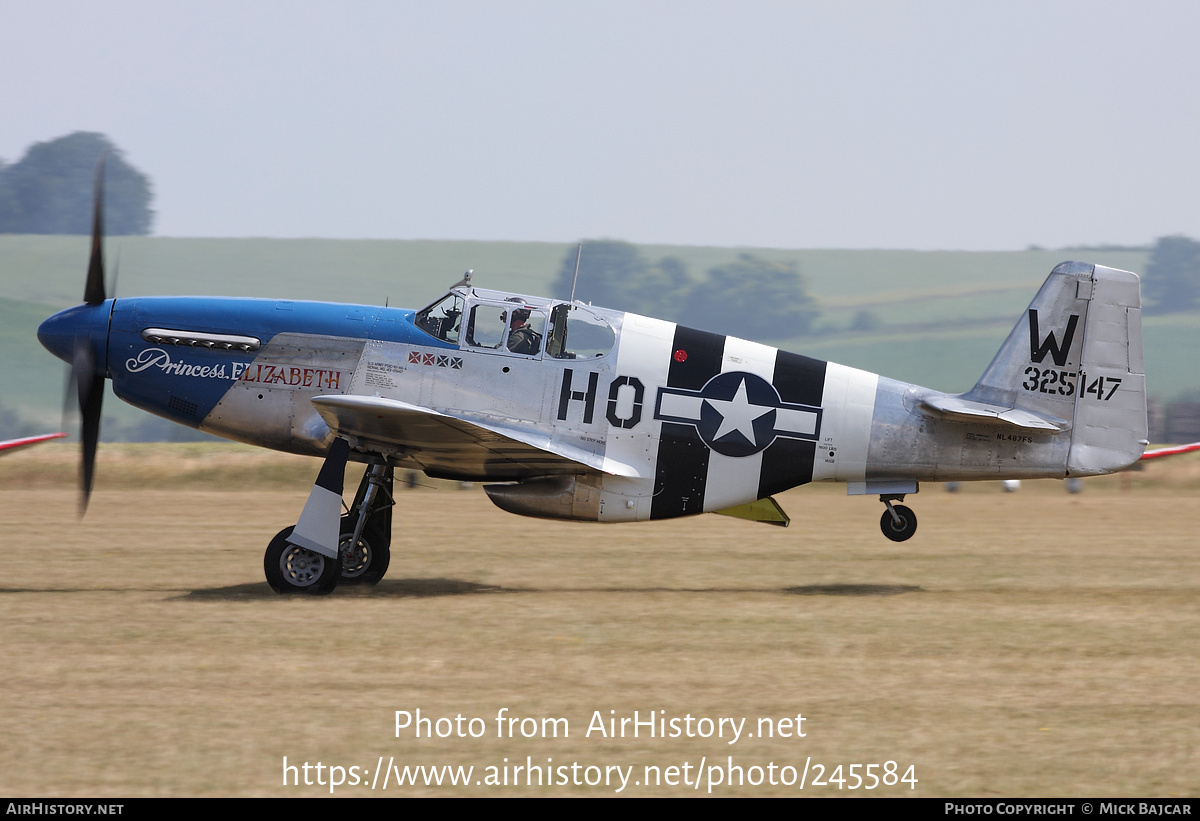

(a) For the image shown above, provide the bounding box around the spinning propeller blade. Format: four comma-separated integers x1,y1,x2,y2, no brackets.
73,157,109,513
84,157,107,306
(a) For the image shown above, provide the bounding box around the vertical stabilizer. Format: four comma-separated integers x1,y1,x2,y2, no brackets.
965,261,1146,474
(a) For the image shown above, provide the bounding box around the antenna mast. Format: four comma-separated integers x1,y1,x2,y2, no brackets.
568,244,582,303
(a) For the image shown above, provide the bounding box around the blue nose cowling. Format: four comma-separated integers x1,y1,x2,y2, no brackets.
38,302,111,370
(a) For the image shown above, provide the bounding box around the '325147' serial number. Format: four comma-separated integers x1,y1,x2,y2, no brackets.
1022,367,1122,400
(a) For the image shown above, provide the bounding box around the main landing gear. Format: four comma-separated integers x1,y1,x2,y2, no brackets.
263,462,395,594
879,494,917,542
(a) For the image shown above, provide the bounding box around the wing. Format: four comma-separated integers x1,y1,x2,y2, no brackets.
1140,441,1200,460
0,432,67,454
309,395,642,480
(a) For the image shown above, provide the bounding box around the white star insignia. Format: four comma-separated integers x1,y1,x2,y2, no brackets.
704,377,772,445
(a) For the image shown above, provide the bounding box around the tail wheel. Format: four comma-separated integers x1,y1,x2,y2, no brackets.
880,504,917,542
264,526,340,595
338,517,390,585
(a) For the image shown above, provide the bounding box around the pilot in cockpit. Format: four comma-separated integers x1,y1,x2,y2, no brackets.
506,307,542,354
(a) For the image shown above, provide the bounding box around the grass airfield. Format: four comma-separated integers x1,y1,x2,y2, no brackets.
1,443,1198,797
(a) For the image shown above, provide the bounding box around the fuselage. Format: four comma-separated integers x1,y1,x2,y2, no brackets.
39,270,1143,524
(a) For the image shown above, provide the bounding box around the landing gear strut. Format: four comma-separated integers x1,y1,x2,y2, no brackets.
338,462,394,585
262,460,395,594
879,494,917,542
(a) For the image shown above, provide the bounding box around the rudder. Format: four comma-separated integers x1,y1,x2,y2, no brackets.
1066,264,1147,474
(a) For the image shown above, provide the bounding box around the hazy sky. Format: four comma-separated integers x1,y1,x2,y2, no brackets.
3,1,1198,250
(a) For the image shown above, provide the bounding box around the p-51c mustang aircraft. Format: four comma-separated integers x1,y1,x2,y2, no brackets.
37,166,1149,594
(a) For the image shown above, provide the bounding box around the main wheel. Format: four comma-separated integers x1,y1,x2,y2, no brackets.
880,504,917,542
338,517,390,585
264,526,340,595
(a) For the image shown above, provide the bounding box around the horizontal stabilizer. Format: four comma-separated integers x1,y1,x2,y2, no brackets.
918,395,1067,432
714,497,790,527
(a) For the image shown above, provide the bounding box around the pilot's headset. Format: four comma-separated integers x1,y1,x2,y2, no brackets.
504,296,529,326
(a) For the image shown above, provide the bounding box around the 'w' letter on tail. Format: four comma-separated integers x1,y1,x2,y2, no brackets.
1028,309,1079,366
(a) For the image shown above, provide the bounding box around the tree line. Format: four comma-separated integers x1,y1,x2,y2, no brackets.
549,233,1200,340
0,132,153,235
1144,235,1200,314
551,240,821,341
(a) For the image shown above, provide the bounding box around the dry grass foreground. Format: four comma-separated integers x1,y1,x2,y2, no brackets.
1,443,1198,797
